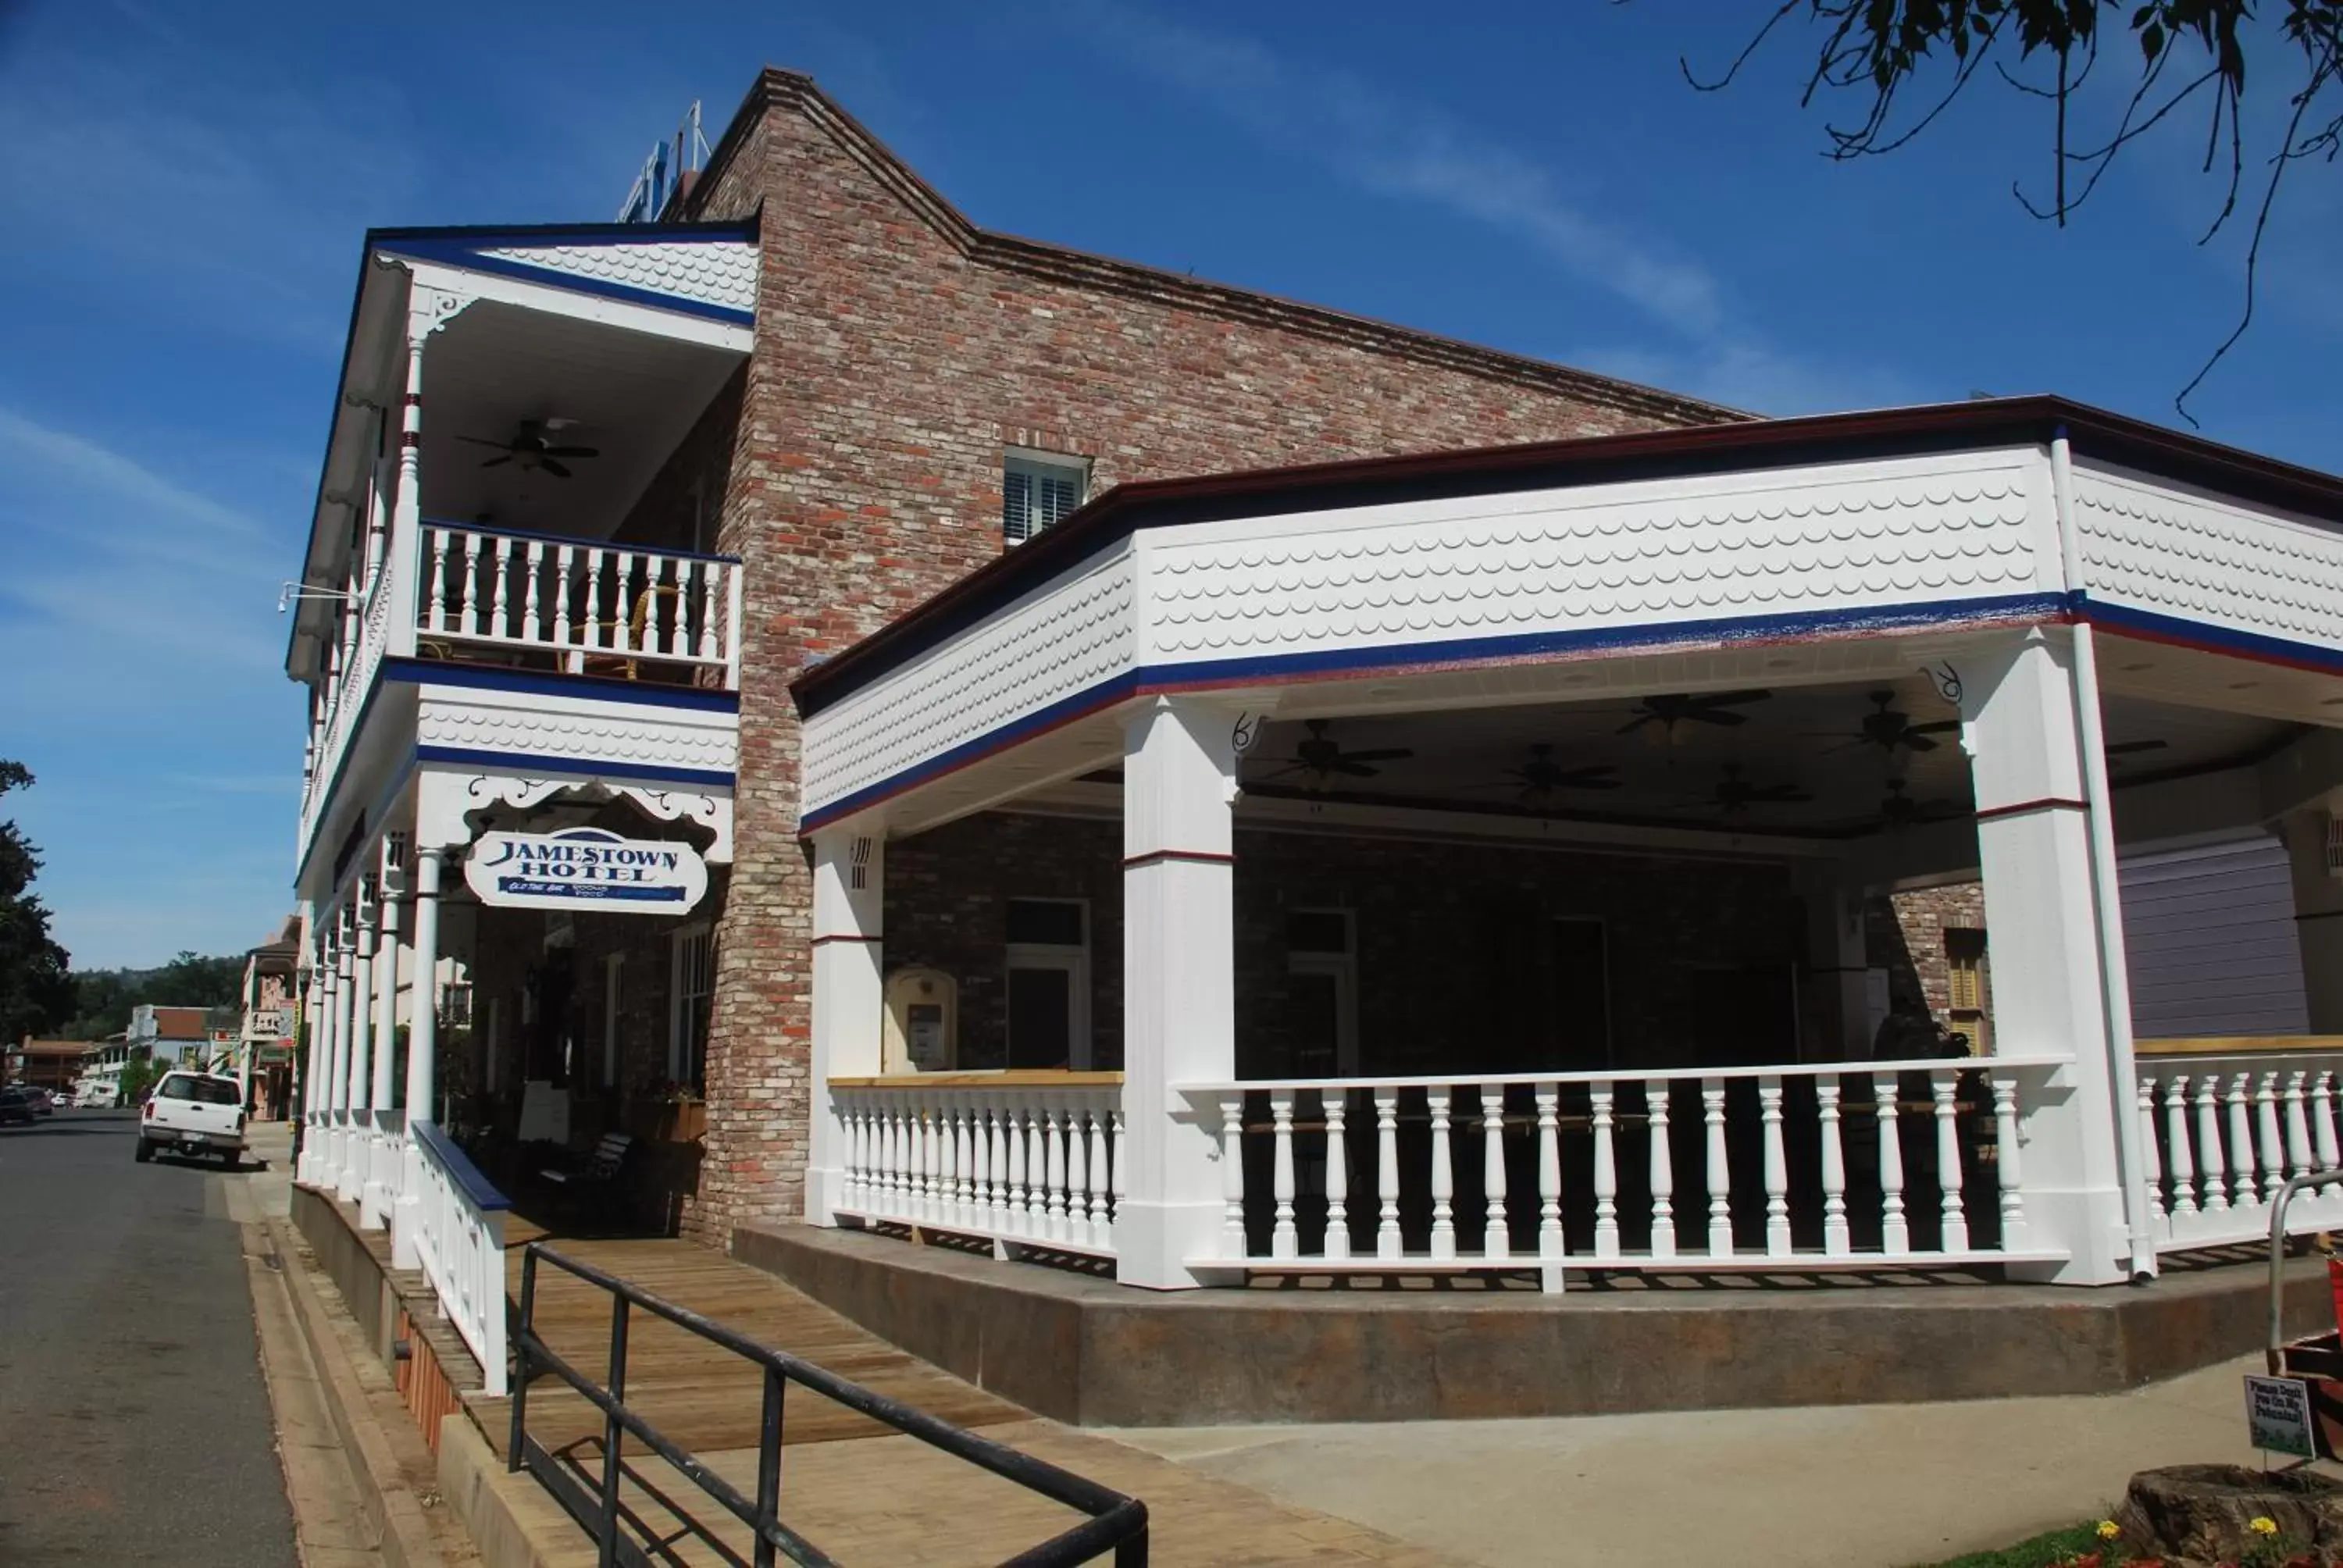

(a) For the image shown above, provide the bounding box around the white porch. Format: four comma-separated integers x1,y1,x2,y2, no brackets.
792,400,2343,1292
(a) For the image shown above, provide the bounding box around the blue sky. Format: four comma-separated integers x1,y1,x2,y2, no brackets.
2,0,2337,968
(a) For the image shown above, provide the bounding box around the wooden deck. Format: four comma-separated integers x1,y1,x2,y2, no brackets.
490,1222,1460,1566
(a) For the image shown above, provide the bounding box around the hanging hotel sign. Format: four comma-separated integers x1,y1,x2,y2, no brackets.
465,827,708,914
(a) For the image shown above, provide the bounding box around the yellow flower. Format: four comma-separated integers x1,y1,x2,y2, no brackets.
2250,1515,2281,1536
2096,1520,2121,1541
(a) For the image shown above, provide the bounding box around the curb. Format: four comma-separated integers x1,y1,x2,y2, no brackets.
266,1215,462,1567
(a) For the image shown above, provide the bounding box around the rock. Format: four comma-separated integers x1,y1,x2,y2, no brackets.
2114,1464,2343,1566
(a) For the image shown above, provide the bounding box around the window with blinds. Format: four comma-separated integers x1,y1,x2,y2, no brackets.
1002,451,1088,544
669,925,715,1092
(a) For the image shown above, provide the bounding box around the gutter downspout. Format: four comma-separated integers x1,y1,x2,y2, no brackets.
2049,426,2159,1281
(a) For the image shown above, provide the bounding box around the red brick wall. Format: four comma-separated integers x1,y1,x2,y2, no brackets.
673,74,1739,1241
1868,883,1991,1044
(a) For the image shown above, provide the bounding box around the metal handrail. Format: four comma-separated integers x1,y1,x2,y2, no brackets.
509,1242,1149,1567
2267,1167,2343,1373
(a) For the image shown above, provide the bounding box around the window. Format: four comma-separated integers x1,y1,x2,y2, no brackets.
1005,899,1089,1068
1286,911,1357,1077
1945,928,1988,1053
159,1074,238,1105
1002,451,1088,544
669,925,715,1092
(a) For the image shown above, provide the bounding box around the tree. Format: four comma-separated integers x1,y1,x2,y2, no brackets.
1684,1,2342,419
0,761,74,1046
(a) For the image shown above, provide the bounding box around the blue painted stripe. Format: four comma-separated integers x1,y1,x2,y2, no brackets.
374,237,755,326
384,657,740,712
797,593,2074,833
412,1119,511,1213
415,745,733,789
2081,598,2343,675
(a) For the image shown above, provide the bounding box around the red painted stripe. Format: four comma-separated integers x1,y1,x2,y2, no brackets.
1972,796,2088,825
1122,849,1236,870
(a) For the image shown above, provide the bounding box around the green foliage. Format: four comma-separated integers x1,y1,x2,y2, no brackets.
62,951,245,1040
0,761,75,1044
118,1057,166,1105
1910,1520,2102,1567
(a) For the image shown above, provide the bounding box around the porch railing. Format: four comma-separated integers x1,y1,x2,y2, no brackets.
1179,1057,2070,1283
408,1119,512,1395
831,1074,1125,1259
2136,1040,2343,1254
417,522,744,690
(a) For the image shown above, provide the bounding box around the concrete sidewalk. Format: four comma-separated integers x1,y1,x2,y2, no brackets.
1112,1352,2312,1568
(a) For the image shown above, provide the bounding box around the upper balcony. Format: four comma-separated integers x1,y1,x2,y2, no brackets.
287,221,759,892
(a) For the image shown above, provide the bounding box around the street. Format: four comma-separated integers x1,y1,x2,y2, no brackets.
0,1108,298,1566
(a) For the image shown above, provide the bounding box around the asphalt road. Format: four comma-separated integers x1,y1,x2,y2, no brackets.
0,1108,298,1566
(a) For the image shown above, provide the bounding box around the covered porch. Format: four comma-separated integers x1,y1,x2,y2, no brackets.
793,398,2343,1294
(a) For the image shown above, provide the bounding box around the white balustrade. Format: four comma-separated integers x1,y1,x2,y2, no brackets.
1179,1058,2067,1288
2136,1049,2343,1253
832,1078,1123,1260
405,1120,512,1396
416,522,742,688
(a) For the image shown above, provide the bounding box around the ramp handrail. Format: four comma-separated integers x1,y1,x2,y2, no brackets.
2266,1167,2343,1373
509,1241,1149,1567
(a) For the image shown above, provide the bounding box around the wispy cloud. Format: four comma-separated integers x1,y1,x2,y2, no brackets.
1058,2,1912,415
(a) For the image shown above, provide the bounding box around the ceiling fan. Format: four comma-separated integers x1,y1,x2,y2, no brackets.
456,419,601,479
1685,762,1813,818
1614,690,1771,745
1254,721,1413,792
1471,743,1621,811
1874,779,1967,831
1820,690,1963,756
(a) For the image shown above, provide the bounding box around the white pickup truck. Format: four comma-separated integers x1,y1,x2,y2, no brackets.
136,1071,248,1167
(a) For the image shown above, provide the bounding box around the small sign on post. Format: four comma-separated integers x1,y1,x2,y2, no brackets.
2245,1374,2316,1460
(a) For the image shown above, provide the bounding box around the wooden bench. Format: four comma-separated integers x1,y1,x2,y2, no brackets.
539,1131,633,1217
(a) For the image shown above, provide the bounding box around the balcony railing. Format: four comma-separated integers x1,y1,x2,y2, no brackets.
417,522,743,687
2135,1039,2343,1253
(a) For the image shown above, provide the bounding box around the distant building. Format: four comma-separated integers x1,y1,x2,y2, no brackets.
128,1004,213,1067
11,1039,84,1093
240,917,302,1114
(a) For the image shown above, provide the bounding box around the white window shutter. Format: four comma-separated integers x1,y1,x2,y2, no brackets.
1003,468,1036,543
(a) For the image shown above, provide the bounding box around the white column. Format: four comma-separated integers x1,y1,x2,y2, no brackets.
1963,629,2134,1284
362,845,405,1228
393,846,447,1270
808,826,885,1225
339,878,376,1203
1116,697,1239,1289
296,931,326,1184
315,912,348,1186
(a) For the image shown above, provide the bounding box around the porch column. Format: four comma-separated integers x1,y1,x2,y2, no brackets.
1963,629,2138,1284
297,929,326,1184
316,912,348,1186
1117,697,1240,1289
362,846,405,1228
393,845,445,1270
340,877,376,1203
807,827,884,1226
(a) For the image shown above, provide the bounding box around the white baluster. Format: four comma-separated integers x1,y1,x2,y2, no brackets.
1110,1106,1126,1227
1007,1106,1030,1238
1271,1093,1297,1260
1323,1090,1350,1261
2317,1073,2341,1172
1703,1078,1732,1258
698,555,722,661
1484,1084,1512,1261
1043,1105,1068,1244
1377,1089,1403,1260
981,1106,1003,1228
1537,1083,1564,1263
644,559,668,654
1817,1076,1849,1256
1645,1079,1675,1260
1220,1094,1246,1259
425,528,448,633
460,531,483,636
551,543,572,646
1933,1071,1968,1253
1428,1088,1456,1262
2138,1077,2168,1236
2288,1071,2315,1179
2227,1072,2259,1213
2162,1074,2196,1218
1582,1081,1613,1260
1876,1075,1909,1256
2257,1072,2286,1200
2197,1074,2231,1210
1760,1075,1790,1257
669,560,693,658
614,551,637,653
584,547,606,650
1065,1104,1089,1248
522,539,544,641
489,536,511,638
959,1099,979,1224
1086,1103,1109,1242
1992,1072,2027,1251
